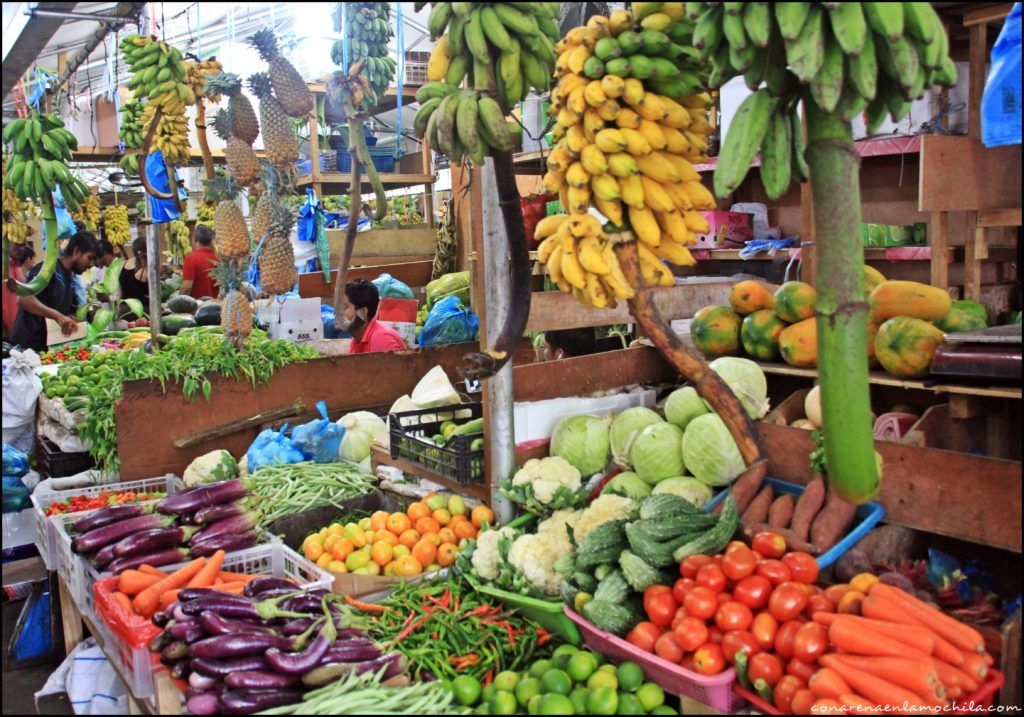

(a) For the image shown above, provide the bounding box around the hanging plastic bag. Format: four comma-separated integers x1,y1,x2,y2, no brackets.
297,188,318,243
291,401,346,463
982,2,1022,147
2,349,43,452
245,424,305,474
53,186,76,238
145,151,183,224
372,272,414,300
3,444,30,478
417,295,479,347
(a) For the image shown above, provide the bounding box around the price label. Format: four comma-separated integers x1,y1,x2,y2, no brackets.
463,378,482,394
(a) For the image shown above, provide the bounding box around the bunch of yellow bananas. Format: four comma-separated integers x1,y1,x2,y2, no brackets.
2,158,38,244
185,58,223,101
102,204,130,246
164,218,191,263
71,193,101,232
536,5,717,309
195,199,215,228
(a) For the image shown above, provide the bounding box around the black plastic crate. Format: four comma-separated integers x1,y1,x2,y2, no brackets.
35,435,94,479
388,403,484,485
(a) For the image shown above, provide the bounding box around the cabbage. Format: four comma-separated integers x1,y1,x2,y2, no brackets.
707,357,770,419
629,422,686,486
682,413,745,487
550,414,612,477
664,386,709,429
337,411,388,463
609,407,663,469
652,476,713,508
602,471,651,500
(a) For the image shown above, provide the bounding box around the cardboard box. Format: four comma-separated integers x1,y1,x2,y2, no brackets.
45,319,87,346
382,321,417,348
693,211,753,249
327,226,436,264
262,297,323,343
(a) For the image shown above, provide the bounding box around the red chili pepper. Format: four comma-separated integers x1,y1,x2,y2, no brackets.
536,628,552,646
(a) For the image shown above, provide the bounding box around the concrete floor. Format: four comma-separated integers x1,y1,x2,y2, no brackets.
3,598,73,716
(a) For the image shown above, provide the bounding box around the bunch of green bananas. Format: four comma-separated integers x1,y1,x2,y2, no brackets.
195,199,215,228
687,1,958,199
165,218,191,263
2,113,88,209
102,204,131,246
118,100,145,175
332,2,396,112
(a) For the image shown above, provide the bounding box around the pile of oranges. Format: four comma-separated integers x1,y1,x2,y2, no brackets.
301,492,496,579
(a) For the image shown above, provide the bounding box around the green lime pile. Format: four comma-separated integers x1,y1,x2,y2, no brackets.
444,644,677,715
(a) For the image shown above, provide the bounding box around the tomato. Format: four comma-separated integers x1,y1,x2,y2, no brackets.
725,540,748,554
644,584,673,612
752,531,787,559
790,688,817,715
706,626,724,644
680,655,695,672
722,545,758,582
772,675,806,714
785,658,818,683
774,620,803,660
748,652,784,687
683,586,718,621
769,582,808,622
755,559,792,587
654,631,684,663
672,616,709,652
672,577,696,605
693,642,726,675
750,612,778,650
720,630,759,665
715,601,753,632
792,622,829,663
716,591,734,605
804,594,835,618
696,563,727,593
680,554,713,578
647,591,678,629
625,621,662,653
733,575,772,610
823,584,851,604
670,606,689,630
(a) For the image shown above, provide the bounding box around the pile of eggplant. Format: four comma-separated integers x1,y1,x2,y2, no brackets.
151,583,403,715
69,479,260,575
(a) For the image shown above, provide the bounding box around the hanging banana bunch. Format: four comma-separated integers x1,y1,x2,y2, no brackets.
102,204,131,246
3,157,38,245
185,57,224,180
164,218,191,264
71,193,101,231
118,100,145,176
195,200,215,228
332,3,397,114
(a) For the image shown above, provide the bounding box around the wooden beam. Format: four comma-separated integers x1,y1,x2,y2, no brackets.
965,211,983,300
1,2,78,101
978,208,1023,227
297,260,435,300
968,22,988,140
929,212,950,289
512,346,677,403
963,3,1012,26
919,136,1022,212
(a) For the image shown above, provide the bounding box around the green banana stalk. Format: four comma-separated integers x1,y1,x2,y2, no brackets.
5,191,60,297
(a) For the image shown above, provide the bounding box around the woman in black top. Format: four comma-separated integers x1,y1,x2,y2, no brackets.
119,237,150,304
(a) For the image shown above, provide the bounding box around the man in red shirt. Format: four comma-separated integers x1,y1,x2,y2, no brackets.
343,278,406,354
180,225,220,299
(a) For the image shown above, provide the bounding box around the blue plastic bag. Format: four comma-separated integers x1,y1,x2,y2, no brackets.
982,2,1022,147
245,424,305,474
417,295,479,347
3,444,29,478
145,151,184,224
52,186,76,238
373,272,414,300
291,401,346,463
321,304,340,338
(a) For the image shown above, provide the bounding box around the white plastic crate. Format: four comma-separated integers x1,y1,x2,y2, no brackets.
2,508,35,550
32,474,183,570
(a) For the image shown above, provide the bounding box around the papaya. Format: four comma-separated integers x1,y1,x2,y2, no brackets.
934,304,987,333
866,317,882,368
740,309,786,361
874,316,945,378
864,265,887,294
868,280,952,322
729,280,775,315
691,305,742,358
778,317,818,367
774,281,817,323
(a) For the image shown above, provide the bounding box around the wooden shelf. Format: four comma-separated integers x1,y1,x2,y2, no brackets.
513,148,547,176
296,172,435,193
71,146,265,164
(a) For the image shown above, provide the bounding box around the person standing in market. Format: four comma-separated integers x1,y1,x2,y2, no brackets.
118,236,151,306
544,327,598,361
8,230,102,352
343,278,406,354
2,243,36,338
180,225,220,299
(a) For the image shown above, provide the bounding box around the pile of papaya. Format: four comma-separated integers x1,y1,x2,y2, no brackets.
690,269,989,379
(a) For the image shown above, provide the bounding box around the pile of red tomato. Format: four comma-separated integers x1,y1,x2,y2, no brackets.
44,490,163,516
40,346,92,365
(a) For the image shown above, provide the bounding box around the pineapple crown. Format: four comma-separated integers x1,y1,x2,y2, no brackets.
270,195,295,233
204,72,243,99
249,29,280,62
247,72,274,100
210,257,246,292
203,173,241,203
210,108,236,142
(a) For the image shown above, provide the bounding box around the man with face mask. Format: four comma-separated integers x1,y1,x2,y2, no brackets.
342,278,406,355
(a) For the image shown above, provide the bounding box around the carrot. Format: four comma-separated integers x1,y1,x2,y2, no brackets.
861,595,965,666
928,657,978,693
809,698,843,714
213,577,224,587
958,650,988,682
827,618,932,660
137,564,166,577
118,570,163,597
808,668,852,700
946,686,963,700
113,591,135,616
829,654,945,703
160,589,180,611
215,581,247,595
791,689,817,715
982,652,993,666
820,654,934,710
837,694,882,714
870,584,986,655
217,571,261,583
132,557,206,618
187,549,225,588
813,613,936,654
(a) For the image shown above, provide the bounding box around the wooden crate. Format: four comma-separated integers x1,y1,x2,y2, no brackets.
902,402,1021,462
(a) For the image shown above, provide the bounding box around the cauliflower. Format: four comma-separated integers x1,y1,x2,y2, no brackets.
573,493,635,543
537,509,581,543
503,456,586,516
183,449,238,487
507,529,573,597
470,525,517,581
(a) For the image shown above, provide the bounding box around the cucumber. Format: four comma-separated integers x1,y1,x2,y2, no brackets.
672,495,740,562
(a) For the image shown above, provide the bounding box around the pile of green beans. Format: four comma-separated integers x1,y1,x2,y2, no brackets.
245,462,377,526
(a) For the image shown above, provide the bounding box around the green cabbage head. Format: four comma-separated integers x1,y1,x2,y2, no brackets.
682,413,745,487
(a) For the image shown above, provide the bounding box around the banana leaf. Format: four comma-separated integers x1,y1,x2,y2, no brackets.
91,307,114,333
102,258,125,296
123,298,145,319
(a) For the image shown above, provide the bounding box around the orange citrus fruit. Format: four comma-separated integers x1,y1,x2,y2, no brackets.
415,516,441,535
304,542,324,561
370,510,389,532
370,541,394,566
471,505,495,528
432,508,452,526
316,553,333,569
437,543,459,567
374,530,399,547
393,544,411,558
323,534,340,552
421,531,441,546
412,539,437,566
406,502,430,522
386,513,412,535
331,538,355,562
454,520,478,540
393,555,423,577
398,529,421,549
438,527,456,545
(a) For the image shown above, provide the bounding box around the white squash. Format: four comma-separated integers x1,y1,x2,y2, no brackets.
804,385,823,428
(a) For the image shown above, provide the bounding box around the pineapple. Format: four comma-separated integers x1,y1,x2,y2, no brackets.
211,258,254,346
252,191,273,242
248,72,299,169
249,29,313,119
211,109,259,187
258,197,297,295
204,73,260,144
204,175,251,260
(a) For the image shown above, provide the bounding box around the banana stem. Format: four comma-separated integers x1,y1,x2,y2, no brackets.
331,150,363,319
195,100,215,181
348,116,387,222
7,191,60,297
804,102,880,504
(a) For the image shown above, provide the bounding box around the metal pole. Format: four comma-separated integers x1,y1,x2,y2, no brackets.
480,159,515,523
138,4,161,348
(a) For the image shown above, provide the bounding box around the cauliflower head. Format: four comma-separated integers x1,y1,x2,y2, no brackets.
507,530,573,596
537,509,581,543
470,525,517,581
505,456,584,514
573,493,635,543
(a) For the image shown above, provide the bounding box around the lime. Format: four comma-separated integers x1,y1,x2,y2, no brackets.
617,693,646,714
552,644,579,670
539,693,576,715
540,669,573,696
515,676,542,707
452,675,482,706
481,683,495,705
599,663,618,674
586,686,619,715
587,669,618,691
567,651,598,683
493,670,520,693
636,683,665,712
592,651,607,667
616,661,645,693
490,690,518,715
528,694,544,715
474,704,489,715
569,686,591,714
529,659,554,679
650,706,678,715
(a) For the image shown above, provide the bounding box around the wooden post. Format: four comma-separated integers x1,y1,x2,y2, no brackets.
422,138,434,228
929,211,950,289
58,577,83,657
965,211,982,300
968,23,988,141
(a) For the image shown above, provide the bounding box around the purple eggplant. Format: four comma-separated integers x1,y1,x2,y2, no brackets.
320,639,379,664
172,603,190,623
152,610,172,628
301,652,403,688
155,480,247,516
182,595,256,615
190,655,269,678
264,634,330,675
149,630,176,653
191,512,260,545
280,594,326,614
224,671,299,690
189,671,219,691
161,640,190,663
90,543,118,569
112,526,196,558
199,612,278,637
243,578,297,597
190,531,258,557
188,633,293,660
72,513,176,554
279,618,314,636
218,689,304,715
73,503,153,534
169,621,205,643
171,659,192,680
195,499,247,526
186,692,220,716
104,547,191,576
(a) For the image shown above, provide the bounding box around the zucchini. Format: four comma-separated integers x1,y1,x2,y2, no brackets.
672,495,740,562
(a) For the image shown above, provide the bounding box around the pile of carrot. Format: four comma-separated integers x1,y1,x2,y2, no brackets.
112,550,270,619
794,582,993,714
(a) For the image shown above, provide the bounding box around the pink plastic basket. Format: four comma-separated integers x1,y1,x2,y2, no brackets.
564,606,746,712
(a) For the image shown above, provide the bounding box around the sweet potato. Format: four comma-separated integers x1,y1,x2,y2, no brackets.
741,522,818,554
791,474,826,542
741,485,774,523
723,461,769,515
810,490,858,552
768,494,795,529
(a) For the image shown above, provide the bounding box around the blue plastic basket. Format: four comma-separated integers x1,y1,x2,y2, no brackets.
336,146,397,174
704,477,885,568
